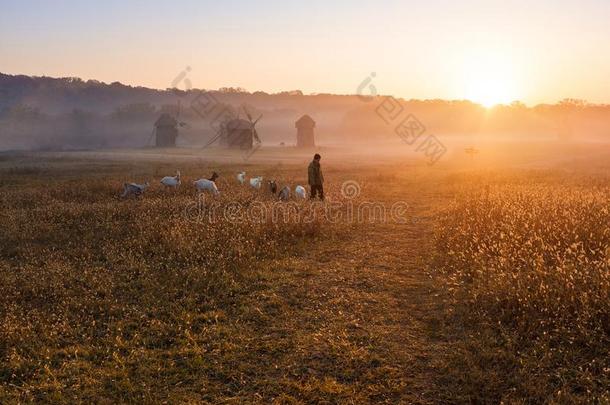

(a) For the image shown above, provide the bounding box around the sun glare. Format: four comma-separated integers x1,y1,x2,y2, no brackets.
455,52,520,108
465,80,515,108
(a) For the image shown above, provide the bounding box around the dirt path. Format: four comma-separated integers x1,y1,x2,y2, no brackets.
238,194,457,403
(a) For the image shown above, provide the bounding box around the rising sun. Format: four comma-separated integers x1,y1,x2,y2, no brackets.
456,53,520,108
464,75,516,107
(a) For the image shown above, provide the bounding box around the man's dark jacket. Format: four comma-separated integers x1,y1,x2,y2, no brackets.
308,160,324,185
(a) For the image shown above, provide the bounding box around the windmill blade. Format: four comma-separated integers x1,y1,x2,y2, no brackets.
201,127,224,149
202,133,222,149
252,128,261,144
148,127,156,146
243,105,253,122
253,114,263,125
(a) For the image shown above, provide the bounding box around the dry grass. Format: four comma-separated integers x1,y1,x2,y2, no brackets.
0,158,348,402
433,171,610,403
0,153,608,403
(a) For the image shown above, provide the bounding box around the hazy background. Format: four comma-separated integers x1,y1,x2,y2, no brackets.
1,73,609,151
2,0,610,104
1,0,609,151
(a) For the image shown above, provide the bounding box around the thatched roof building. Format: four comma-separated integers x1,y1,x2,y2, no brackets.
154,113,178,147
223,118,260,149
295,114,315,147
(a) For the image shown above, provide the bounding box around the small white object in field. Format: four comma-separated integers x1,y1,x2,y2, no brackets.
237,171,246,185
160,170,181,188
250,176,263,189
193,179,219,195
278,186,290,201
193,172,220,195
121,182,149,198
295,185,306,199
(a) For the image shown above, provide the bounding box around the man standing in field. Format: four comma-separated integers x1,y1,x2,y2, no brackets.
308,153,324,200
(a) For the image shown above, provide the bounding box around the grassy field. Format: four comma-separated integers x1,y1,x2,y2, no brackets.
432,171,609,403
0,147,608,403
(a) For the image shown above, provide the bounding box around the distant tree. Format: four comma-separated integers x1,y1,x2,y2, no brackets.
218,87,248,94
558,98,589,109
510,101,527,109
112,103,157,121
3,104,44,121
70,108,96,134
64,77,84,86
276,90,303,96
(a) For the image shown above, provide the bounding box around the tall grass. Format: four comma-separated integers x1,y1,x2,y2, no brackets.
0,164,340,402
434,173,609,402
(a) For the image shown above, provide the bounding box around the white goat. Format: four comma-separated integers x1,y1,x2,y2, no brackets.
121,182,149,198
194,172,220,195
295,185,307,199
278,186,290,201
237,171,246,185
160,170,181,188
249,176,263,189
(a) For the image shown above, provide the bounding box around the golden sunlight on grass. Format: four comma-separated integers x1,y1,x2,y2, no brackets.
0,152,608,403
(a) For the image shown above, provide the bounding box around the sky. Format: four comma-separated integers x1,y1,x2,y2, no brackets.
1,0,610,106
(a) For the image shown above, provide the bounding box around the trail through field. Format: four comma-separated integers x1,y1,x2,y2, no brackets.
234,191,457,403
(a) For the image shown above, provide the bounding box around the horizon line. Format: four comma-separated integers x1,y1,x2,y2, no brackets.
1,71,607,109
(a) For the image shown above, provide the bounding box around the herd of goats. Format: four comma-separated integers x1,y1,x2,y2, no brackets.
120,170,307,200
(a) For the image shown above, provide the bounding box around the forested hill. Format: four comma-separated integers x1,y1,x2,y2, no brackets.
1,72,608,151
0,72,363,115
